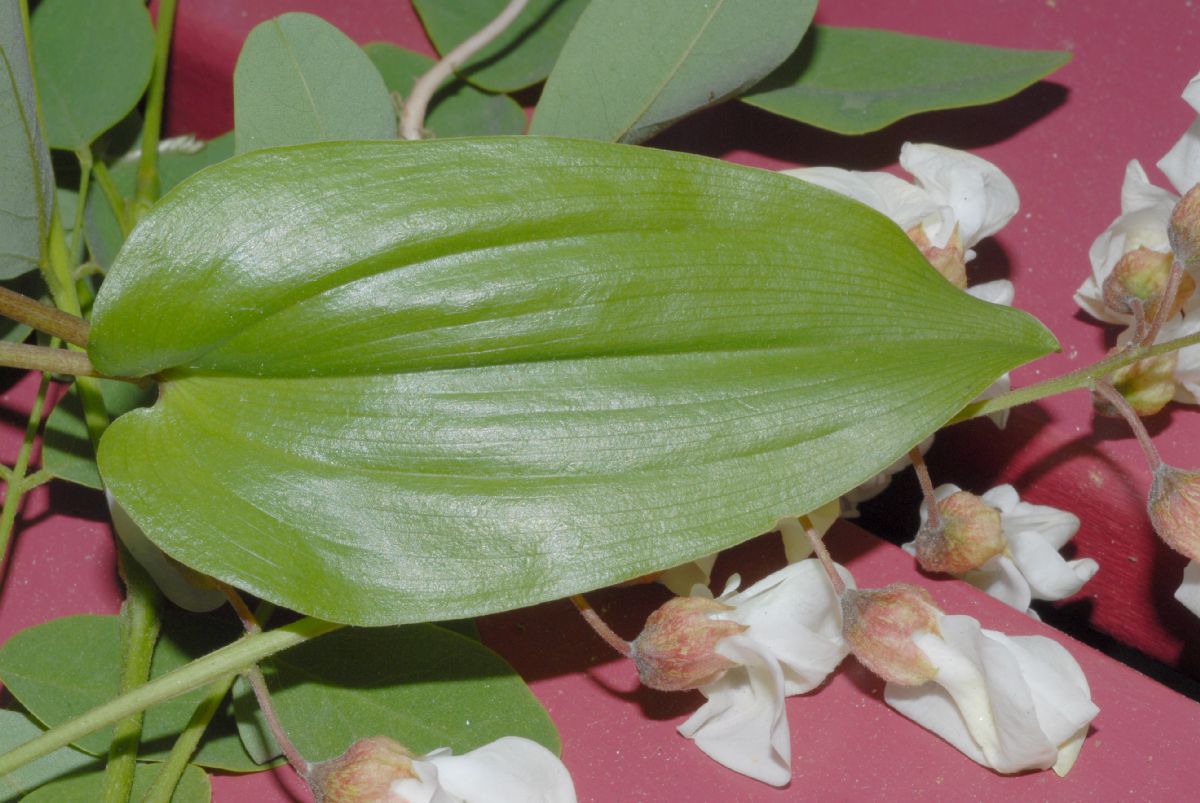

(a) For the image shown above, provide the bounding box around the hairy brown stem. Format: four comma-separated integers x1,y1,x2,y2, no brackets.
1093,380,1163,471
798,514,845,596
570,594,632,657
0,341,101,376
0,286,89,346
909,447,941,529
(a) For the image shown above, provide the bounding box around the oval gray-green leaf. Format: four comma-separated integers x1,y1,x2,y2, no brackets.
30,0,154,150
363,42,526,138
741,26,1071,135
0,614,260,770
0,709,97,802
232,625,557,765
412,0,590,93
530,0,815,143
89,137,1056,626
22,762,210,803
233,13,395,154
0,0,54,279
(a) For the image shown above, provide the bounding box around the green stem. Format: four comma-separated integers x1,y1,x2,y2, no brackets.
92,160,132,238
72,148,93,266
949,329,1200,425
102,546,163,803
141,674,236,803
0,618,343,779
19,468,52,492
0,373,51,572
133,0,178,221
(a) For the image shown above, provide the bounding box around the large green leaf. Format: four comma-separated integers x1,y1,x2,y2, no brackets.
88,137,1056,626
741,26,1071,135
0,0,54,279
0,709,96,802
232,625,557,765
30,0,154,150
363,43,526,138
21,763,210,803
412,0,590,93
530,0,815,143
233,13,395,154
43,379,155,489
0,614,260,771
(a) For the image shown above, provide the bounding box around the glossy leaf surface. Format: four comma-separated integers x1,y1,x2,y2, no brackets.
231,625,558,764
0,709,95,802
233,13,394,154
0,0,54,279
412,0,590,92
530,0,815,143
364,43,526,138
90,137,1056,626
22,763,210,803
30,0,154,149
0,614,260,770
742,26,1071,134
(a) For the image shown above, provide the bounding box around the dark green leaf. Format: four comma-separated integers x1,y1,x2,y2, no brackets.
89,137,1056,626
85,133,235,269
232,625,557,764
530,0,815,143
43,379,155,489
363,42,526,138
30,0,154,150
233,13,395,154
412,0,590,93
741,26,1071,134
0,613,262,771
0,0,54,279
0,709,96,802
21,762,210,803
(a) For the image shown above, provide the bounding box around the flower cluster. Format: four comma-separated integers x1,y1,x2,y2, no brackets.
906,484,1098,617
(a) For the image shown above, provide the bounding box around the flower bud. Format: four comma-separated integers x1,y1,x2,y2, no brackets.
914,491,1006,574
308,736,419,803
1148,464,1200,563
1169,183,1200,267
1101,246,1195,321
1092,353,1179,417
907,224,967,289
631,596,746,691
841,583,942,686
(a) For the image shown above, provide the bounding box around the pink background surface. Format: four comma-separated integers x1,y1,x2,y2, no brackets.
4,0,1200,800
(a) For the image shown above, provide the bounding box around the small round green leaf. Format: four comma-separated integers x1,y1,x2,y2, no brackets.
363,43,526,138
233,13,396,154
232,625,558,764
89,137,1057,626
30,0,155,150
413,0,590,93
741,26,1071,135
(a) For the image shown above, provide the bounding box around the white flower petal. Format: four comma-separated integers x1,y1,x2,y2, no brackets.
961,555,1034,614
782,166,938,232
776,499,841,564
390,758,457,803
899,143,1019,249
1175,560,1200,617
679,634,791,787
1007,530,1098,601
1168,310,1200,403
1159,117,1200,195
965,279,1014,307
425,737,577,803
657,553,719,596
990,491,1080,549
715,560,852,695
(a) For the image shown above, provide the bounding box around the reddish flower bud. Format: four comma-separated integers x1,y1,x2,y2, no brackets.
1149,464,1200,563
907,224,967,289
308,736,419,803
841,583,942,686
1102,246,1195,321
914,491,1006,574
631,596,746,691
1169,183,1200,267
1092,353,1179,418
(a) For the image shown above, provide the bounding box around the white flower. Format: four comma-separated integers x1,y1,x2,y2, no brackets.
389,737,576,803
908,484,1098,617
774,499,841,564
677,560,853,786
885,613,1098,776
656,552,719,596
1175,560,1200,618
1076,69,1200,325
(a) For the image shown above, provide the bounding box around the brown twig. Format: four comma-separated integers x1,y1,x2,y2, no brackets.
570,594,633,657
799,515,845,596
0,286,90,346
